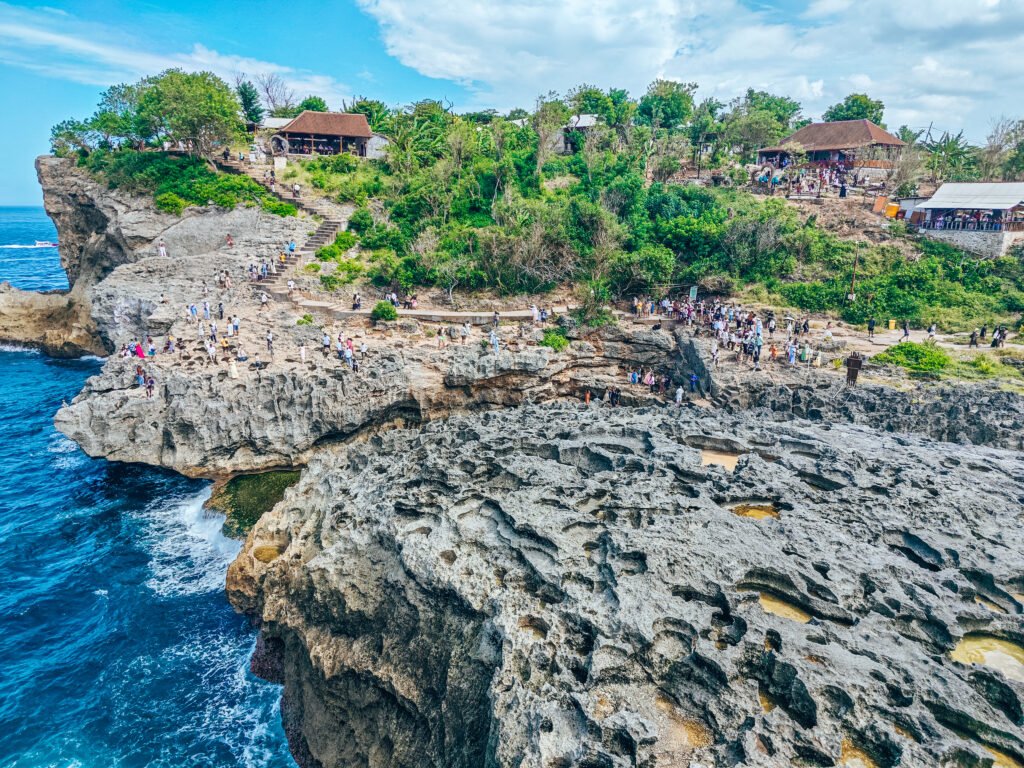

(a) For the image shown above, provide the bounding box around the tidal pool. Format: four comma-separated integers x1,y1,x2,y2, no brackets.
950,634,1024,683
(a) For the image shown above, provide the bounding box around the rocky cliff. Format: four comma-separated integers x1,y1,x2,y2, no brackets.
228,404,1024,768
55,325,680,477
1,157,307,354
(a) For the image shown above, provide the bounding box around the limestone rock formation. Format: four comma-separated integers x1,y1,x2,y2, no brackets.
0,281,104,357
55,326,681,477
228,404,1024,768
1,157,309,353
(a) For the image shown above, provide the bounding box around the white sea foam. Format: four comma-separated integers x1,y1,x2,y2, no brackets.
0,243,56,249
156,630,284,766
140,487,242,597
0,343,40,354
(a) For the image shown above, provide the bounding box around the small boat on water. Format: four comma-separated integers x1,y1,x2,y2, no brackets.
35,240,59,247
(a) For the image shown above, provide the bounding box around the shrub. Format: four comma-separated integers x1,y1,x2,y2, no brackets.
348,207,374,235
304,263,321,273
80,149,294,217
333,258,364,283
296,313,314,326
871,342,951,373
315,230,359,261
540,328,569,352
370,301,398,322
154,192,187,215
319,274,343,292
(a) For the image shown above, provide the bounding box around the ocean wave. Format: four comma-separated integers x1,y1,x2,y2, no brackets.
0,343,41,354
139,487,242,597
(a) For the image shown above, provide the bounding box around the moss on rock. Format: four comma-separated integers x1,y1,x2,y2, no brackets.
209,470,301,538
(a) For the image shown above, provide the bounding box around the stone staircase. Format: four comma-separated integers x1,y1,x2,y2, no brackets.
213,158,346,297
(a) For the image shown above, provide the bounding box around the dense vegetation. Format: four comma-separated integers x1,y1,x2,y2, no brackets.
278,92,1023,329
78,149,295,216
53,72,1024,329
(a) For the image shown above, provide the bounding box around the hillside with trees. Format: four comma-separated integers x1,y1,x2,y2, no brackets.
50,71,1024,330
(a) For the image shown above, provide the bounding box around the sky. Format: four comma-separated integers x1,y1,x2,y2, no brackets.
1,0,1022,205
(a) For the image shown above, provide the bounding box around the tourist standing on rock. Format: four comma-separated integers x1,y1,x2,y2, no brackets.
969,329,979,348
217,302,224,320
157,239,167,258
259,292,269,311
461,322,470,344
675,385,684,406
489,329,500,354
322,332,331,356
229,359,239,379
145,375,155,399
867,317,876,340
266,331,274,356
225,234,234,248
901,320,910,342
928,323,937,340
492,311,500,329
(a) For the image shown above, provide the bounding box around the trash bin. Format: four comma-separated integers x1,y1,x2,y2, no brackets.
888,319,896,330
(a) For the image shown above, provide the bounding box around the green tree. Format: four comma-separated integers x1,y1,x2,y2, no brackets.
346,98,392,132
687,98,722,178
50,119,93,156
296,95,329,113
568,83,613,121
924,131,978,182
744,89,802,130
135,69,242,156
823,93,885,125
236,80,264,124
90,83,144,146
637,79,696,129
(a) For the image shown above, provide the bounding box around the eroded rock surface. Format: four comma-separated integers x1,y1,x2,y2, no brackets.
229,404,1024,768
55,325,680,476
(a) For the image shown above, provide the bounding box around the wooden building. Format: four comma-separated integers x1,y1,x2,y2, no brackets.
271,111,374,157
757,120,905,171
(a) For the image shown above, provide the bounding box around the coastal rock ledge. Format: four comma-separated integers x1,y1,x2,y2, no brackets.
228,403,1024,768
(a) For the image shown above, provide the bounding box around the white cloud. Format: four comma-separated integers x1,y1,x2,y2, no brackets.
356,0,1024,141
0,3,351,107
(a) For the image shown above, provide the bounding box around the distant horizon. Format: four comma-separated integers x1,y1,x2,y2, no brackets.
3,0,1022,204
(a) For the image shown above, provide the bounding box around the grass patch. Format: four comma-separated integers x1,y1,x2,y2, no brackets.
870,341,951,373
297,313,314,326
208,471,302,538
948,353,1022,381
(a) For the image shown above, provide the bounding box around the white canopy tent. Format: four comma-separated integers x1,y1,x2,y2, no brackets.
917,182,1024,210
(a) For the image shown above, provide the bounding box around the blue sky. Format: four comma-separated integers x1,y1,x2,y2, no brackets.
2,0,1022,204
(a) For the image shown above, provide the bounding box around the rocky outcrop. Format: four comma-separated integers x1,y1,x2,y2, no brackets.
719,375,1024,451
0,282,104,357
228,404,1024,768
1,157,309,354
55,326,683,477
